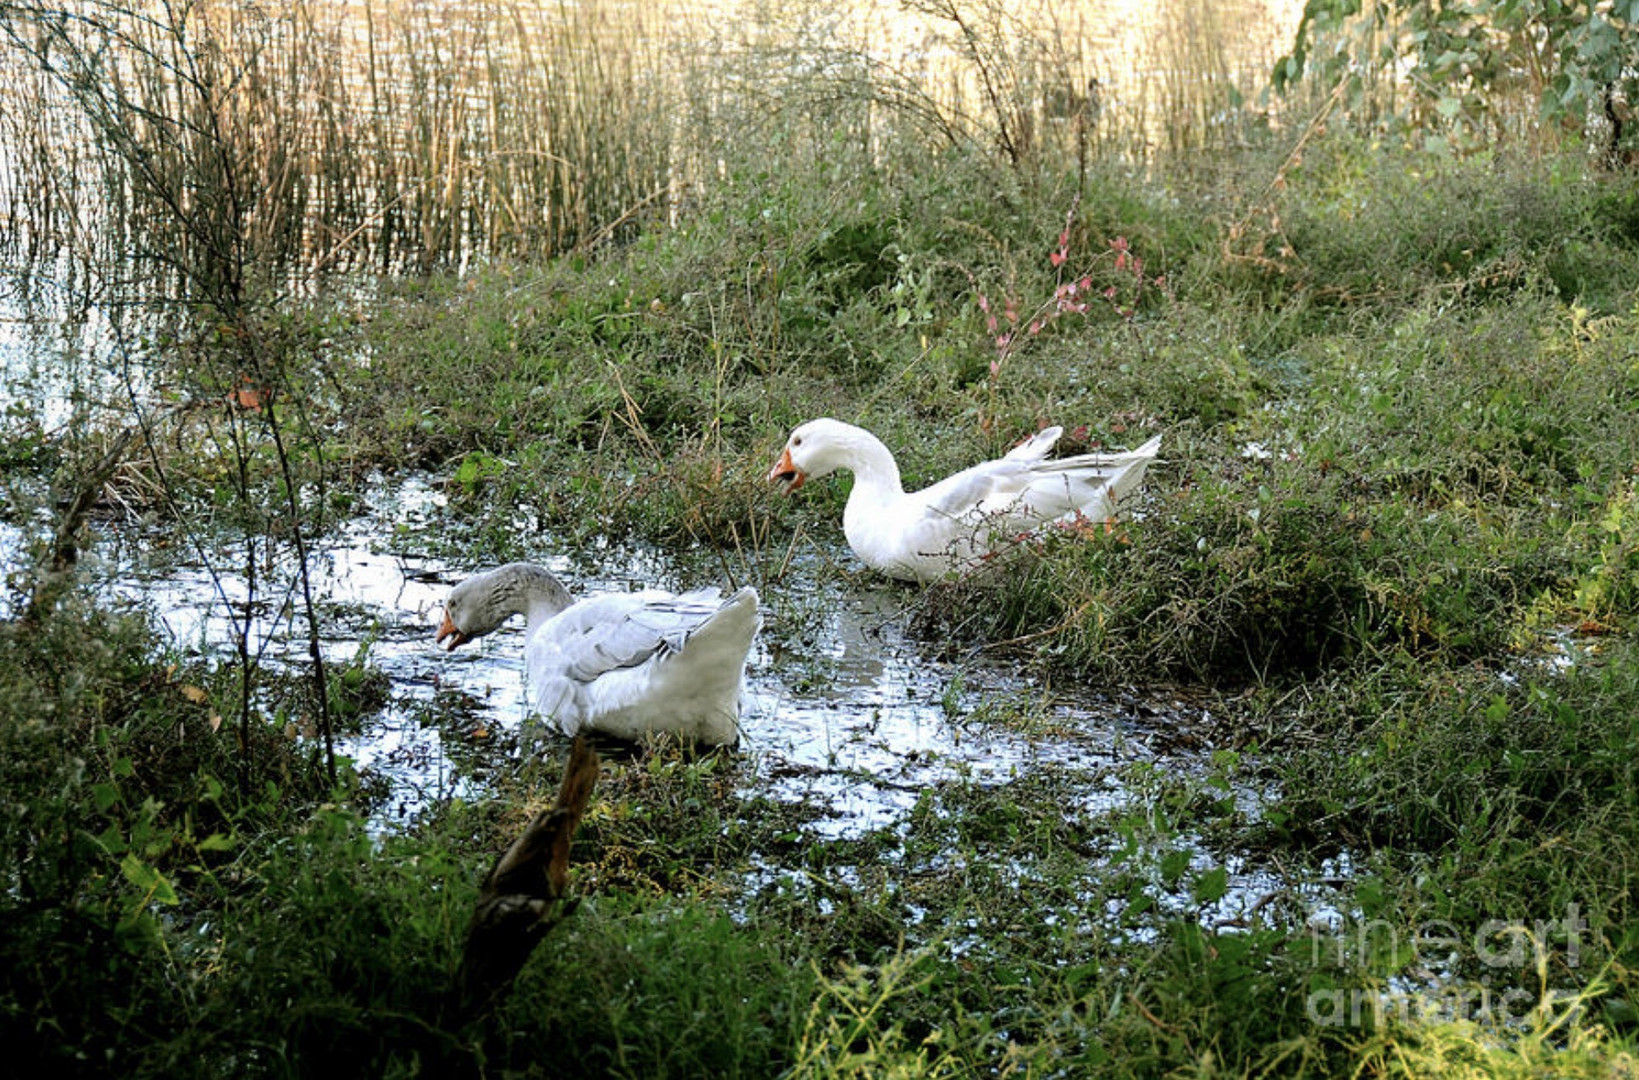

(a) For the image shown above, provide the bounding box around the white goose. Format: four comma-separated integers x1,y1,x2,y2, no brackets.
435,562,759,746
769,418,1162,582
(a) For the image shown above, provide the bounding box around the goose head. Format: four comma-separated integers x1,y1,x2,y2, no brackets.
435,563,572,651
436,573,500,651
768,418,862,494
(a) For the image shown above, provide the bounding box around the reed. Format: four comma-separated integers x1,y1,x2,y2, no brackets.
0,0,685,279
1140,0,1268,159
0,48,103,265
0,0,1306,281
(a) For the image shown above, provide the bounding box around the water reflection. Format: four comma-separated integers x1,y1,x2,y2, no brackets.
0,284,132,432
76,472,1165,835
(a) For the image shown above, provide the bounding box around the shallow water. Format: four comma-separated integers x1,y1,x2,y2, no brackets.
99,474,1157,828
18,465,1329,931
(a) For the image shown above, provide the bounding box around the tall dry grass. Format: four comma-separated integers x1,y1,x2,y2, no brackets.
0,0,1307,283
0,0,692,281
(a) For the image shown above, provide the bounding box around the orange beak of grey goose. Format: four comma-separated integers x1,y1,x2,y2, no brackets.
435,610,470,651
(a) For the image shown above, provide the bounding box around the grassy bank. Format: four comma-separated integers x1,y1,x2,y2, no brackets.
6,99,1639,1080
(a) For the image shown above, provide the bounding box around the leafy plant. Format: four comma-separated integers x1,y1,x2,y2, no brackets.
968,195,1169,430
1276,0,1639,159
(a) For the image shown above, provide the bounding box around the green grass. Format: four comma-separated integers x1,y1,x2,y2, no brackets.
6,107,1639,1080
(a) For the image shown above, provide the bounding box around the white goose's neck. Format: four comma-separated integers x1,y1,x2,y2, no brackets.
490,563,573,634
834,425,905,505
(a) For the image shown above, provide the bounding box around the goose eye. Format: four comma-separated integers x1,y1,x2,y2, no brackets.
793,436,803,447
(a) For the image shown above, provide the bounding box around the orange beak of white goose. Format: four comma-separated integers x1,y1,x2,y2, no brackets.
435,610,470,651
768,445,807,494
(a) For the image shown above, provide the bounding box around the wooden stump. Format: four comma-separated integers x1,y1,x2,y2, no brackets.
451,736,600,1021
